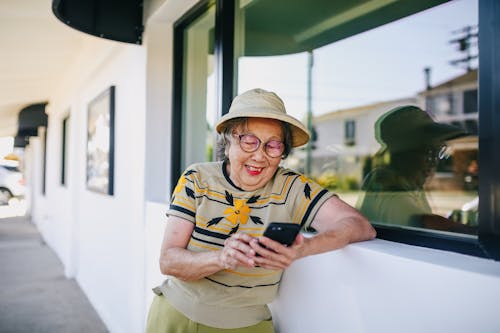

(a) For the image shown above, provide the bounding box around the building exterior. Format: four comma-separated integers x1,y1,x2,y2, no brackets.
305,97,417,187
423,69,478,133
6,1,500,332
420,69,479,191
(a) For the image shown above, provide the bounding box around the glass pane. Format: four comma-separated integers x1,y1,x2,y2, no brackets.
235,0,478,235
181,5,216,169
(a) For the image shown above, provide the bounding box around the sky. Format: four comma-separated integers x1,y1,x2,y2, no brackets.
235,0,478,122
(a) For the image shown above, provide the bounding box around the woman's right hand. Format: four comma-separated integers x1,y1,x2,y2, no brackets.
219,233,257,270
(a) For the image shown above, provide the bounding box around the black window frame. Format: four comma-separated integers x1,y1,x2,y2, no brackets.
171,0,234,194
171,0,500,260
61,114,69,186
42,126,47,196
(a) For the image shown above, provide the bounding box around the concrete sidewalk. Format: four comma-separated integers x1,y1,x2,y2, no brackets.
0,216,108,333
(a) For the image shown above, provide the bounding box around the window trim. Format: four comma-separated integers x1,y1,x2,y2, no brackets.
476,0,500,260
171,0,234,193
171,1,213,193
61,114,69,186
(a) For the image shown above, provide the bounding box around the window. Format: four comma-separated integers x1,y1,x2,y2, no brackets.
61,114,70,186
344,120,356,146
42,126,47,195
233,0,479,234
172,1,216,186
173,0,500,260
464,89,478,114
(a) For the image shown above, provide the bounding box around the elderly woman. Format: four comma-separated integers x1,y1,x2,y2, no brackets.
147,88,376,332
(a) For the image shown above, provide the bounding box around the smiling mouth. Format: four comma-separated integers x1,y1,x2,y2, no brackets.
246,165,264,175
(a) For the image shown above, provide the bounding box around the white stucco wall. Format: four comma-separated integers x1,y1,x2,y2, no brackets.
30,37,148,332
270,239,500,333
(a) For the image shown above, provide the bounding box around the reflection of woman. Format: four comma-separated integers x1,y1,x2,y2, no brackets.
146,88,376,332
357,105,473,232
358,147,441,227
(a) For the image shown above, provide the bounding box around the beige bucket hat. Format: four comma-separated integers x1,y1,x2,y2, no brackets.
215,88,310,147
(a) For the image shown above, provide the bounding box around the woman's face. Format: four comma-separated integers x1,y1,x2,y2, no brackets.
226,117,284,191
394,145,442,187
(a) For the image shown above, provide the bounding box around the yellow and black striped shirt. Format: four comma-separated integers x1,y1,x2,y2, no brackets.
161,160,333,328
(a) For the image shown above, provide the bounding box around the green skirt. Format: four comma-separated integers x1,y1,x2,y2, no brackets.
146,295,275,333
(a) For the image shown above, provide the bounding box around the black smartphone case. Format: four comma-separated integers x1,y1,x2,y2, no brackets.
263,222,300,246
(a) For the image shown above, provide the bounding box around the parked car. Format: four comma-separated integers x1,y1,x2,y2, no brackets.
0,165,26,205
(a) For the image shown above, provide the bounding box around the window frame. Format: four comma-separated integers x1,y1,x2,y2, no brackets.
172,0,500,260
171,0,234,193
61,114,70,186
372,0,500,261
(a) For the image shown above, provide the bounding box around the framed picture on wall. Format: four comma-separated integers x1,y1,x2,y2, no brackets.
86,86,115,195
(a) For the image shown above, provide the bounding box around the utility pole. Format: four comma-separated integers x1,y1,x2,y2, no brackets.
449,25,478,72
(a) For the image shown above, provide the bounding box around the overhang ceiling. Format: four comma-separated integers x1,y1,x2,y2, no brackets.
242,0,447,56
0,0,86,137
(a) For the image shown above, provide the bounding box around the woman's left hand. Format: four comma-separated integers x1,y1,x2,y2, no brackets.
250,234,306,270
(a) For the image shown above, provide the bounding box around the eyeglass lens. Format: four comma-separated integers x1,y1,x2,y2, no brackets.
238,134,284,157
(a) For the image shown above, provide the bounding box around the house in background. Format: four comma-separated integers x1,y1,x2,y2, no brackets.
301,97,417,189
303,68,480,193
420,69,479,191
423,69,478,133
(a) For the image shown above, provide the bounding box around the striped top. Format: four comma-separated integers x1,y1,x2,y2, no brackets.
159,160,333,328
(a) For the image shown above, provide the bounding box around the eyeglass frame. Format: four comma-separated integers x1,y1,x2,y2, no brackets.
426,144,451,164
232,132,286,158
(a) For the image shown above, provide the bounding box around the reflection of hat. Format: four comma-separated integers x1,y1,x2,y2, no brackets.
376,105,466,153
215,88,310,147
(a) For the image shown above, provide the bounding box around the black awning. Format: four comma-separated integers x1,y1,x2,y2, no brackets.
52,0,143,45
14,103,48,148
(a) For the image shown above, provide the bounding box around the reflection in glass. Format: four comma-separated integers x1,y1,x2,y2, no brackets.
355,105,476,234
235,0,478,234
181,5,216,169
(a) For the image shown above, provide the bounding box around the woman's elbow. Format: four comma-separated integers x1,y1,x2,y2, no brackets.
367,223,377,240
159,252,194,280
159,257,171,276
351,216,376,242
361,218,377,240
159,250,177,276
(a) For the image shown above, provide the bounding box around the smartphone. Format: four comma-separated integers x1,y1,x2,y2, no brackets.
262,222,301,247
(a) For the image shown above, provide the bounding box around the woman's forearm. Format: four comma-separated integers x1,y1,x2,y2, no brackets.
160,247,223,281
300,216,376,258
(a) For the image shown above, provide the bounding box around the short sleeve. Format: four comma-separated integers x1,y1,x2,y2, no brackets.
279,170,336,232
166,166,198,223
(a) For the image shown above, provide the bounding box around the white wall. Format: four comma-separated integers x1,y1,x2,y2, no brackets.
270,239,500,333
30,37,148,333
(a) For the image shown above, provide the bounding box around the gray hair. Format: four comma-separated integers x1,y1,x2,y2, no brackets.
216,117,293,161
